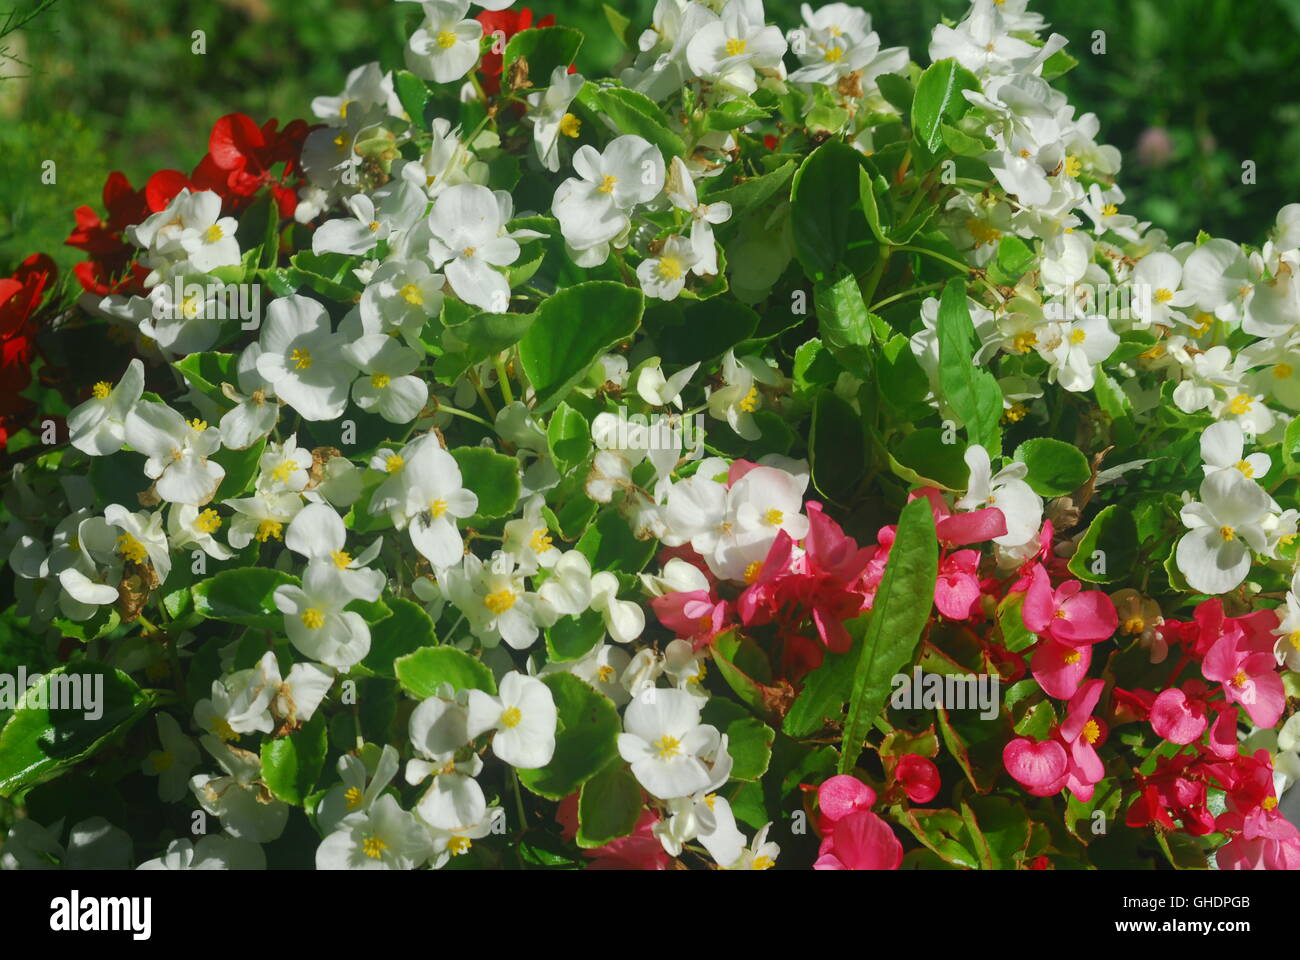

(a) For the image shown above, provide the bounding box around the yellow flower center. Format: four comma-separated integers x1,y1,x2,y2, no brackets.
116,533,148,564
653,735,682,759
1012,331,1038,353
752,855,775,870
725,37,747,56
1003,402,1029,423
448,836,473,856
181,296,203,320
596,665,615,683
738,385,760,413
1219,525,1236,542
529,528,554,553
763,508,784,526
368,220,381,233
1228,394,1253,415
1231,670,1249,688
597,174,619,194
290,348,313,370
1289,631,1300,651
345,786,364,810
1062,651,1081,665
1101,203,1119,218
965,218,1002,246
436,30,457,49
385,454,405,473
1122,616,1145,635
331,550,353,569
195,508,222,534
92,381,112,400
428,498,448,519
272,459,299,483
657,256,684,281
1069,328,1087,345
559,113,581,138
361,835,388,859
484,589,516,615
204,224,224,243
823,45,843,62
1063,155,1082,178
256,518,283,542
399,283,424,306
1082,718,1101,744
370,372,391,389
301,608,326,630
500,706,522,729
188,417,208,432
1263,796,1278,811
744,561,763,584
1154,288,1174,303
1236,459,1255,478
209,716,239,741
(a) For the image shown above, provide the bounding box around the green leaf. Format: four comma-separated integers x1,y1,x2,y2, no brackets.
912,58,980,153
894,428,970,491
813,272,874,370
395,646,496,698
876,73,914,114
576,508,657,574
363,597,436,678
192,567,300,629
1013,699,1057,740
545,609,606,663
518,281,643,413
503,25,584,86
210,437,265,501
546,401,592,474
1014,437,1091,497
997,593,1037,653
790,140,874,281
1067,504,1138,584
653,298,759,365
711,630,774,716
518,673,621,800
936,279,1002,455
576,760,642,847
173,352,237,407
602,2,635,47
810,389,867,504
449,446,521,519
987,235,1036,287
782,633,863,738
578,83,685,159
0,662,163,798
839,498,939,774
260,714,328,806
702,700,773,782
699,160,794,221
393,69,429,125
706,96,769,130
1284,416,1300,474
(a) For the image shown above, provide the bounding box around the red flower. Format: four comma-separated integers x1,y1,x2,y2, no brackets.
191,113,311,216
476,8,555,95
0,253,57,448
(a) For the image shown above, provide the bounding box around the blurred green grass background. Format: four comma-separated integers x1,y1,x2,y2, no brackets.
2,0,1299,275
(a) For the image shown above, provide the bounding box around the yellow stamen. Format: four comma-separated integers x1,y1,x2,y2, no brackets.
529,528,553,553
330,550,352,569
116,533,148,564
656,256,684,281
301,608,326,629
370,372,391,389
209,716,239,741
823,45,843,62
738,385,759,413
724,37,747,56
256,518,283,542
484,589,516,615
1154,288,1174,304
1082,718,1100,745
1228,394,1253,415
653,735,682,759
361,835,388,859
271,459,299,484
1273,362,1293,379
1236,460,1255,478
195,508,222,534
559,113,581,138
1063,156,1082,178
1069,328,1087,345
597,174,618,194
385,454,405,474
427,498,448,519
763,508,784,526
204,224,224,243
500,706,522,729
436,30,457,49
448,836,473,856
1122,616,1145,636
1101,203,1118,218
92,381,112,400
1220,525,1236,542
399,283,424,306
596,665,615,683
188,417,208,432
752,855,775,870
290,348,313,370
1012,331,1038,353
345,786,364,810
744,561,763,584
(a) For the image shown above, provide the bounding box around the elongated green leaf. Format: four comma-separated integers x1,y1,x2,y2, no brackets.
912,58,980,153
839,498,938,774
936,279,1002,455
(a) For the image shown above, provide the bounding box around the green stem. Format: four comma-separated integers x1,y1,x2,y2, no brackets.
510,768,529,834
438,403,495,430
870,281,943,313
494,354,515,406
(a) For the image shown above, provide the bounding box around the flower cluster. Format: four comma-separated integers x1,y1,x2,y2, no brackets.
3,0,1300,872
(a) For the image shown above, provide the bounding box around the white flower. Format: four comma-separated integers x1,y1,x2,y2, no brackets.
217,345,279,450
957,444,1043,546
552,135,664,265
123,402,225,505
637,235,699,300
316,794,434,870
1200,421,1271,481
312,181,427,256
1176,469,1275,595
1131,252,1197,328
1272,571,1300,671
591,571,646,644
726,821,780,870
68,359,145,456
686,0,787,95
637,359,700,409
167,503,235,560
618,688,725,799
665,155,732,277
372,433,479,566
317,745,401,834
190,736,289,843
223,650,334,735
502,494,560,575
342,334,429,423
1037,312,1119,393
406,695,488,830
225,490,303,549
357,259,446,346
536,549,595,617
128,189,240,285
140,712,200,803
405,0,484,85
426,183,522,312
256,295,353,421
527,66,586,172
466,671,558,769
541,643,631,706
137,835,266,871
399,118,488,199
706,349,785,440
273,560,381,669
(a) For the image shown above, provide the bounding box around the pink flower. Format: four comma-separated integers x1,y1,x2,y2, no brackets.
813,775,901,870
651,590,733,650
1149,684,1210,745
1029,637,1092,699
1059,678,1107,802
1022,564,1118,646
935,549,982,620
1002,737,1070,796
1201,618,1285,728
909,487,1007,548
894,754,940,803
556,794,668,870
